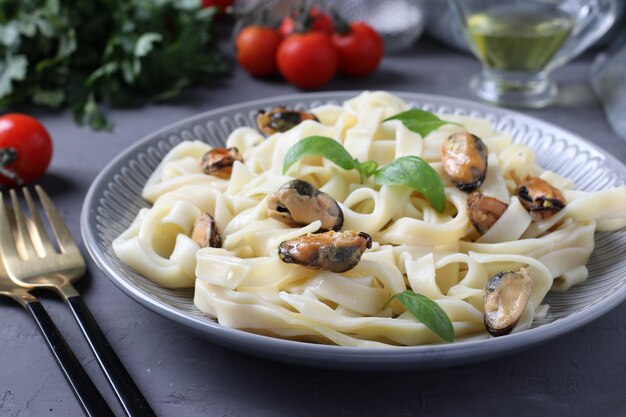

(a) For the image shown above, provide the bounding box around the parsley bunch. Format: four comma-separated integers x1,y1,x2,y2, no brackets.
0,0,228,130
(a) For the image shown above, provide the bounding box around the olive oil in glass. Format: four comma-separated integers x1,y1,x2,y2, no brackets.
467,5,575,73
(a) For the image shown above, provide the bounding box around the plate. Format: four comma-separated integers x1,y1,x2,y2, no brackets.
81,92,626,370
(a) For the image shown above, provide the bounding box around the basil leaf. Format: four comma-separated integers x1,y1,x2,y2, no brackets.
385,109,461,137
355,159,379,179
374,156,445,212
385,291,455,342
283,136,358,174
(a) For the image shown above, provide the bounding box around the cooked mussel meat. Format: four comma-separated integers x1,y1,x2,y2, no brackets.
191,212,222,248
467,192,509,235
516,176,566,221
278,230,372,273
483,268,533,337
256,106,319,135
441,132,489,192
200,147,243,179
267,179,343,231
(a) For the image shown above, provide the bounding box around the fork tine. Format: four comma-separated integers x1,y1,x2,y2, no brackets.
0,191,20,260
23,187,56,255
9,189,39,260
35,185,78,254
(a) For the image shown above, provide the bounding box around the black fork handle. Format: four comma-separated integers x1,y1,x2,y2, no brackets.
66,295,156,417
26,300,115,417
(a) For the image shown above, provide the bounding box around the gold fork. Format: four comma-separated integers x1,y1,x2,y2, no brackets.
0,186,155,417
0,208,114,416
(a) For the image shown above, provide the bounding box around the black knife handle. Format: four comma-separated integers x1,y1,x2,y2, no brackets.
26,300,115,417
67,295,156,417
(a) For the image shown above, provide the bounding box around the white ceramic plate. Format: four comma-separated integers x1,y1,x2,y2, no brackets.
81,92,626,370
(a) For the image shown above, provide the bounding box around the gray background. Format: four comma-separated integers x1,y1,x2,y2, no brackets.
1,36,625,416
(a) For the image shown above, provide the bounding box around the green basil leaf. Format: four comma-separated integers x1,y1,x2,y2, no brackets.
355,159,379,180
283,136,358,174
385,109,461,137
385,291,454,342
374,156,445,212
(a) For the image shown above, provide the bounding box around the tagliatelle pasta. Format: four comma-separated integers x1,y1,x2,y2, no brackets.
113,91,626,347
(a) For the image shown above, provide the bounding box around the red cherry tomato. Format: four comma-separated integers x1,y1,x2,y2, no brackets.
279,7,334,37
201,0,233,15
0,114,53,186
277,32,338,89
333,22,384,77
278,18,296,38
236,25,282,77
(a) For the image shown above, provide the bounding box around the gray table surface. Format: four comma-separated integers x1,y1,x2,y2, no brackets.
1,35,625,417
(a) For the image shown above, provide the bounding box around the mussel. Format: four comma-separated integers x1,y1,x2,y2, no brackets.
483,268,533,337
441,132,489,192
256,106,319,135
200,147,243,179
278,230,372,273
517,176,566,221
267,179,343,231
467,192,509,235
190,212,222,248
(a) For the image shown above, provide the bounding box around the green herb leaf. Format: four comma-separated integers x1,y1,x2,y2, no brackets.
283,136,359,174
0,53,27,97
356,159,378,179
385,109,461,137
374,156,445,212
134,33,162,58
74,94,113,131
33,89,65,107
283,136,379,182
385,291,454,342
0,23,20,47
0,0,228,130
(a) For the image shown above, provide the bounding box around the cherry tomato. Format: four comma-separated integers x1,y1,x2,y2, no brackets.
277,32,338,89
201,0,233,16
0,114,53,186
236,25,282,77
279,7,334,37
333,22,384,77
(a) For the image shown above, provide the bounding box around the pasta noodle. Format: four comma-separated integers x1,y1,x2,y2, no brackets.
113,91,626,346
